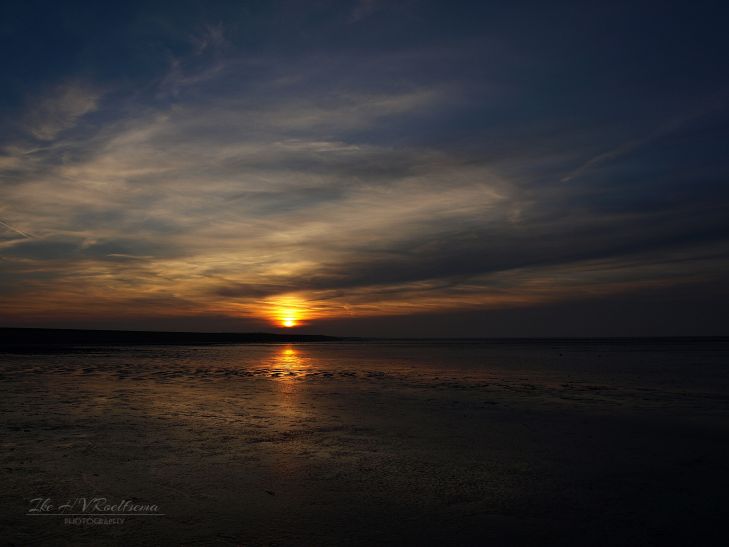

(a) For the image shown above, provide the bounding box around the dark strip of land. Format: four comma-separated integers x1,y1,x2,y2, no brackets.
2,328,727,352
0,327,342,351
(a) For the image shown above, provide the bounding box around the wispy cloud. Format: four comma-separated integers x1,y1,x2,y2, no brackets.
0,218,34,239
1,6,728,332
561,98,728,182
24,81,102,141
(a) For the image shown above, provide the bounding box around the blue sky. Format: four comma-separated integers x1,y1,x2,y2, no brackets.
1,0,728,335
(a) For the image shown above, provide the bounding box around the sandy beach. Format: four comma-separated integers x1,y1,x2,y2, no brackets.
2,340,728,546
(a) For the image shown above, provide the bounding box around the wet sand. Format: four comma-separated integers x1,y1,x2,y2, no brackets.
2,340,729,546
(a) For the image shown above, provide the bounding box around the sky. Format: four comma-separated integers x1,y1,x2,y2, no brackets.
1,0,729,336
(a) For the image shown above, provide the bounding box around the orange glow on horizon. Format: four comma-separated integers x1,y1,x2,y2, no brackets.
266,296,311,329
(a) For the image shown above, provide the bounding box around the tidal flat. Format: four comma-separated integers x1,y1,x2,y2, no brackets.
2,340,728,546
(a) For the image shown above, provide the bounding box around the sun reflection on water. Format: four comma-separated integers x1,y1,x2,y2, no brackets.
271,345,309,380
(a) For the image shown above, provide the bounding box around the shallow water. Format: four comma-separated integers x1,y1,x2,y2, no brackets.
2,340,729,545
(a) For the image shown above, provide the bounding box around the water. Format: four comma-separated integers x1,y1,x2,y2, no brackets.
2,340,729,545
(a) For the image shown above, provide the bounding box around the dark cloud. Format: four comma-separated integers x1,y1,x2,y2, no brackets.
308,278,729,338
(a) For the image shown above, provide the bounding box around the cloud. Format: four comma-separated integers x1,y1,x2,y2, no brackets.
1,18,728,333
561,98,728,182
191,23,227,55
0,218,33,239
24,82,101,141
350,0,380,23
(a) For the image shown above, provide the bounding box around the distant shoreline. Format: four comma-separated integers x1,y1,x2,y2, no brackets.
0,327,727,351
0,327,344,349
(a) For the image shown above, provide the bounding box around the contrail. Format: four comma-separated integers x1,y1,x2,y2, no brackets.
0,218,34,239
561,95,729,183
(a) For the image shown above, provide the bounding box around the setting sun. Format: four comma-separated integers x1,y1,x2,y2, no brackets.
267,296,311,328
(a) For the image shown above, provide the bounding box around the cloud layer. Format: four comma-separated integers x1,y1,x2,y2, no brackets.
1,1,728,334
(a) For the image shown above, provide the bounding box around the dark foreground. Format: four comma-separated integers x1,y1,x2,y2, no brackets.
1,339,728,546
